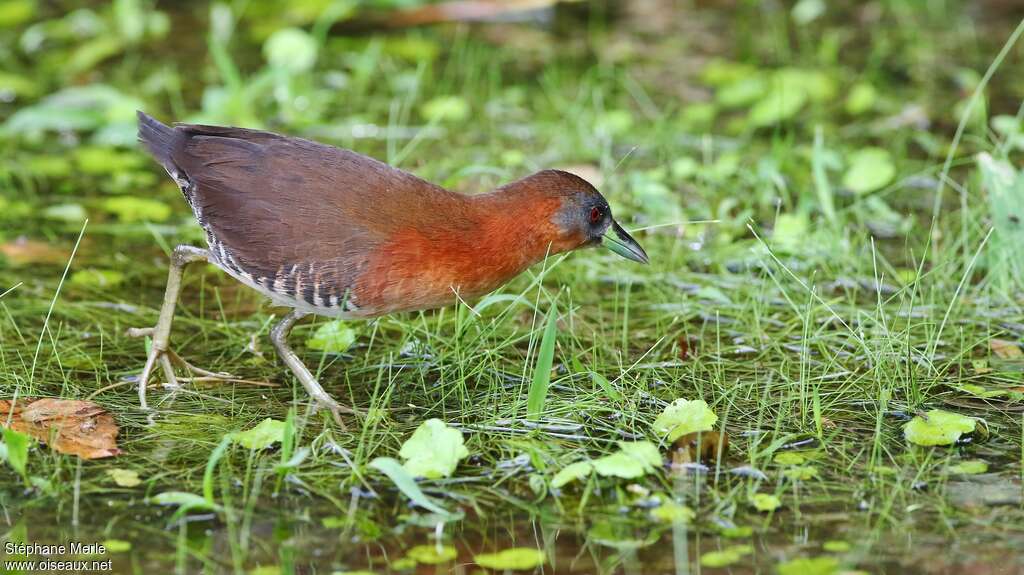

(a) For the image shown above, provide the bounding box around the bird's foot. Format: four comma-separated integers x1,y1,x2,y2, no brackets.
311,393,361,430
126,327,271,409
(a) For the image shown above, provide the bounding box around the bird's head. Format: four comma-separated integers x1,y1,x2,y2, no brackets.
497,170,649,264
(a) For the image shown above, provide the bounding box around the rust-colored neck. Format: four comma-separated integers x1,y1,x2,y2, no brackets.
353,183,575,315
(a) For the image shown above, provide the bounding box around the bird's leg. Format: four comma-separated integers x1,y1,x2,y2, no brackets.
269,310,358,425
127,244,238,409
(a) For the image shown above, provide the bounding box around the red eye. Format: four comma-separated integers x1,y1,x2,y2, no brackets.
589,206,602,224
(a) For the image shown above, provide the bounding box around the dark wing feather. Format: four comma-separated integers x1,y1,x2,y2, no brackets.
137,111,472,305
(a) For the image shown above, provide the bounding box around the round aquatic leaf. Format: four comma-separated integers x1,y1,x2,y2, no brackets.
773,452,806,465
782,466,818,481
842,148,895,194
948,460,988,475
649,500,694,524
263,28,318,73
106,468,141,487
777,556,839,575
653,399,718,442
305,320,356,353
822,540,850,553
903,410,976,446
592,452,646,479
231,418,286,450
700,544,753,567
616,441,661,469
398,419,468,479
473,548,546,571
420,96,470,123
70,269,125,288
750,493,781,512
551,460,594,488
592,440,661,479
721,526,753,538
101,197,171,222
406,544,457,564
102,539,131,552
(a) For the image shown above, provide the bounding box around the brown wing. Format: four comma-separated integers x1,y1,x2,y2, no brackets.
138,112,473,309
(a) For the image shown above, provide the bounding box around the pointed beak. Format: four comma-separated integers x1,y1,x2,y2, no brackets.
602,220,649,264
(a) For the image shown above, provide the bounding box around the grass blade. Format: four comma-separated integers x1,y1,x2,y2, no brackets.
527,302,558,421
203,435,232,506
368,457,451,516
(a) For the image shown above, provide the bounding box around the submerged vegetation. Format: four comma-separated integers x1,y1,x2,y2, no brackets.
2,0,1024,573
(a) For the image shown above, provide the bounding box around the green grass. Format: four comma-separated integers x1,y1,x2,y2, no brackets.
1,1,1024,573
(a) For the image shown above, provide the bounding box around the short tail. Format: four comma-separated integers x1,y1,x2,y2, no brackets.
137,110,182,176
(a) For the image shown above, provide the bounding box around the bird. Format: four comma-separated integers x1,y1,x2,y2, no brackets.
132,110,648,420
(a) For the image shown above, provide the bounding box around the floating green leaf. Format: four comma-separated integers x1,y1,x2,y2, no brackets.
700,544,753,567
822,540,850,553
101,197,171,222
653,399,717,442
782,466,818,481
948,460,988,475
71,269,125,289
842,147,895,194
649,500,694,524
591,453,646,479
103,539,131,553
751,493,781,512
106,468,141,487
551,460,594,488
777,556,839,575
903,410,977,446
305,320,356,353
721,526,753,538
368,457,451,516
473,548,546,570
592,441,661,479
398,419,468,479
406,544,457,564
553,441,661,486
231,418,286,450
151,491,219,514
773,452,807,465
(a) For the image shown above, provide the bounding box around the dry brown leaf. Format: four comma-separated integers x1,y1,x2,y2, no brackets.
990,339,1023,359
0,237,67,266
0,398,121,459
672,431,729,465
